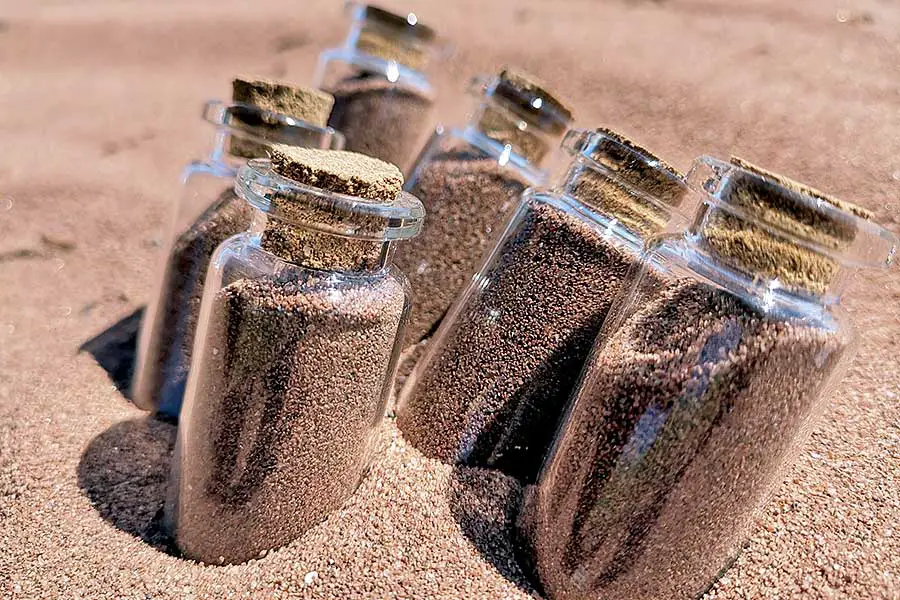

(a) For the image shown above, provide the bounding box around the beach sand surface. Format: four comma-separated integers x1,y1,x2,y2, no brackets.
1,1,898,598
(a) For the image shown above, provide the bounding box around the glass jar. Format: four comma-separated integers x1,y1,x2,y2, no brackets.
169,156,424,565
314,2,438,172
393,68,574,350
132,101,343,419
520,156,898,600
396,128,688,483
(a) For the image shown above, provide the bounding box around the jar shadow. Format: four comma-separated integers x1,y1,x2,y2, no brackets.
445,466,542,596
78,307,144,401
76,416,180,556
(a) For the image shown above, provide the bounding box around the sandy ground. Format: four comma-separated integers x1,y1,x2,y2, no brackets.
1,0,899,598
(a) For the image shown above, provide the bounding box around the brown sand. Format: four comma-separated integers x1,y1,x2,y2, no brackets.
395,153,531,347
1,1,899,598
175,272,407,565
327,77,434,174
398,198,636,483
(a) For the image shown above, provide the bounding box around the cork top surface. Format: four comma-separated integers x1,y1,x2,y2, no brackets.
594,127,683,181
270,146,404,201
494,67,573,132
232,78,335,128
729,157,871,220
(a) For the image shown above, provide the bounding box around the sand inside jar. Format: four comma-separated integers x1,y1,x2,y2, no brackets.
133,79,335,416
397,129,685,483
394,150,532,348
523,279,846,600
172,146,411,564
176,272,406,564
522,158,866,599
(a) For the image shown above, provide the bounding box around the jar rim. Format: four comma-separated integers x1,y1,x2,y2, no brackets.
235,159,425,241
687,155,898,270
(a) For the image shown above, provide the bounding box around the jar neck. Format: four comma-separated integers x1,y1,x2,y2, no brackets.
682,156,893,304
208,127,247,168
249,206,394,274
555,160,685,240
208,125,320,165
658,236,843,321
467,97,564,168
344,18,431,73
686,205,849,303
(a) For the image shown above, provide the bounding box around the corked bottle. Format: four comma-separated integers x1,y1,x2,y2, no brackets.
132,78,343,420
315,3,438,173
520,157,898,600
168,146,424,564
396,128,688,483
393,67,574,352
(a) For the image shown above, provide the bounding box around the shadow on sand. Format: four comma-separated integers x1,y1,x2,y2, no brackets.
446,466,542,596
79,308,143,400
77,416,179,555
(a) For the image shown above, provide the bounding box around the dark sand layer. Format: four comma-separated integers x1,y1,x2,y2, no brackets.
1,1,900,598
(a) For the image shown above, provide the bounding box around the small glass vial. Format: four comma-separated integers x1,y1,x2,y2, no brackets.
133,84,343,420
521,157,898,600
394,67,574,349
396,128,688,483
315,2,438,172
169,147,424,565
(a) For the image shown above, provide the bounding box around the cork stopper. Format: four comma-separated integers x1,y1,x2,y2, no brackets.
563,128,686,238
729,156,872,223
226,78,335,160
475,68,574,165
354,5,435,71
232,78,335,127
695,157,872,296
270,146,403,200
260,147,407,271
494,68,573,134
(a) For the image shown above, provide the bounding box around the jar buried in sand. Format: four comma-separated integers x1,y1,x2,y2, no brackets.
396,128,688,483
394,67,574,350
169,147,424,564
520,157,898,600
315,3,438,173
132,79,342,420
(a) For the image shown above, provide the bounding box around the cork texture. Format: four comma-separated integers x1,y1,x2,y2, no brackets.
356,30,428,71
595,127,683,186
730,156,872,220
270,146,403,201
477,104,551,164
